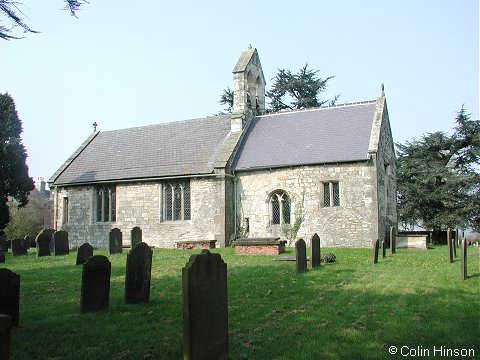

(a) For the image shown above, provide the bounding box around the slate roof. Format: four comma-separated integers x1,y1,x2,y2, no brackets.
232,101,377,171
50,115,232,185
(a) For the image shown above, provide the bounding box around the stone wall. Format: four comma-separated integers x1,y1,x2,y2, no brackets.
53,176,228,249
236,162,379,248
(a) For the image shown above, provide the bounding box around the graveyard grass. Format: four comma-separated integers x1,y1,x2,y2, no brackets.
3,245,479,360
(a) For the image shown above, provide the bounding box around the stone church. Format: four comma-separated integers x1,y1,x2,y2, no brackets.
49,47,397,249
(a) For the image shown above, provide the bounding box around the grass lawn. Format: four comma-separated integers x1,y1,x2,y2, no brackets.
1,244,479,360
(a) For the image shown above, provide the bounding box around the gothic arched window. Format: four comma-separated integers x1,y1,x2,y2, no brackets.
95,185,116,222
269,190,291,226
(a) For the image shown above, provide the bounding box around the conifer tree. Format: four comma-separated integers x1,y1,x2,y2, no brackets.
0,93,34,231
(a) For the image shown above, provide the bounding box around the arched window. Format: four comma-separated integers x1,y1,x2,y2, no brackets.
95,186,116,222
269,190,291,225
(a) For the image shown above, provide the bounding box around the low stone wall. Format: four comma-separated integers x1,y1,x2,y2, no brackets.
176,240,216,250
396,234,428,250
233,238,286,255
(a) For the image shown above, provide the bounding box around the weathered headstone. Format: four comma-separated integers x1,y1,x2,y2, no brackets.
452,229,457,257
23,236,30,250
295,238,307,273
311,233,321,268
109,228,123,254
461,237,467,280
131,226,142,249
54,230,69,256
11,238,27,257
125,242,153,304
381,240,386,258
373,239,379,264
0,250,4,264
76,243,94,266
447,228,453,263
0,314,12,360
0,236,7,253
36,229,52,257
390,226,396,255
80,255,111,313
182,250,228,360
0,268,20,327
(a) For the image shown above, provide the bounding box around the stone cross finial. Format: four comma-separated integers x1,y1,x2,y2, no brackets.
93,122,97,131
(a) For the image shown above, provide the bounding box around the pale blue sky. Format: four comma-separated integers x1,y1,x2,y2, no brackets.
1,0,478,185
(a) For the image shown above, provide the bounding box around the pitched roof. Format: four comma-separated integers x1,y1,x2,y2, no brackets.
50,115,232,185
232,101,377,171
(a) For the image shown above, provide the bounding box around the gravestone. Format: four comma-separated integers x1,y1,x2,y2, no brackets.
461,237,467,280
54,230,69,256
447,228,453,263
311,233,321,268
23,236,30,250
452,229,457,257
125,242,153,304
373,239,379,264
131,226,142,249
109,228,123,254
390,226,396,255
80,255,111,313
182,250,228,360
36,229,52,257
0,236,7,253
76,243,94,266
381,240,386,259
0,250,4,264
0,268,20,327
11,238,27,257
0,314,11,360
295,238,307,273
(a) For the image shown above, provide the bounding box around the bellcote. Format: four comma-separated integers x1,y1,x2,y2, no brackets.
231,46,266,131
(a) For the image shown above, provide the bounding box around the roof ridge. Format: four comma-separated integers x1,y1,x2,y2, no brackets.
257,100,377,118
99,114,230,134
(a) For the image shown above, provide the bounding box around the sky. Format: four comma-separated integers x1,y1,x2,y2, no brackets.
1,0,478,187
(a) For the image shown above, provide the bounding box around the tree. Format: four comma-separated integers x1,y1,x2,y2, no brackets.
0,0,89,40
396,106,480,231
266,63,339,112
0,93,34,232
218,63,338,114
4,189,51,240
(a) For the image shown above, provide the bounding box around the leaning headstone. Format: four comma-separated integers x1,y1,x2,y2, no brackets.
182,250,228,360
311,233,321,268
447,228,453,263
125,242,153,304
131,226,142,249
0,236,7,253
461,237,467,280
80,255,111,313
295,238,307,273
36,229,52,257
11,238,27,257
373,239,379,264
54,230,69,256
0,314,12,360
109,228,123,254
390,226,396,255
0,268,20,327
381,240,386,259
76,243,94,266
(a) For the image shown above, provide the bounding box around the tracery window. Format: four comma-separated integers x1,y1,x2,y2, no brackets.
269,190,291,225
96,186,116,222
164,180,191,221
